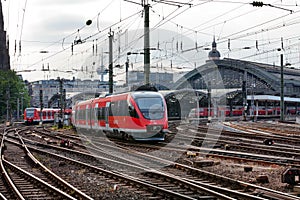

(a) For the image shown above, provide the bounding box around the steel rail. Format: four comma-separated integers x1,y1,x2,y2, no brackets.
2,159,77,200
0,129,24,200
14,130,93,200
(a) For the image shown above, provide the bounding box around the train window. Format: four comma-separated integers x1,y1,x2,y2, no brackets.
109,102,115,116
87,108,90,121
102,107,106,119
91,108,95,121
83,109,87,120
81,110,84,120
97,107,105,120
93,108,96,120
77,109,81,120
78,109,83,120
109,101,127,116
119,100,129,116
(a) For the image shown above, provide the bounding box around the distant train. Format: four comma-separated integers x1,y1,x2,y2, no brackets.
188,106,300,118
24,107,71,125
72,91,168,141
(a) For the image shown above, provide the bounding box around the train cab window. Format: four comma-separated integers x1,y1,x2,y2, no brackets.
135,97,164,120
26,109,34,117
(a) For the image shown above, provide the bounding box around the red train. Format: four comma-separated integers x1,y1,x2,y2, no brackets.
24,107,71,125
188,106,300,118
188,107,244,118
72,91,169,141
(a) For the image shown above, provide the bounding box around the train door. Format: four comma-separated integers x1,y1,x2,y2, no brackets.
105,102,110,129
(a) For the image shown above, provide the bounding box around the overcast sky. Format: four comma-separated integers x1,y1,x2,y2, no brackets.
3,0,300,82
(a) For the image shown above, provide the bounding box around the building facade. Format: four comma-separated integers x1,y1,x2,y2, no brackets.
29,78,109,108
0,1,10,70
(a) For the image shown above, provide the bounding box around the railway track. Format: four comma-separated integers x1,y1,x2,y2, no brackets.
1,128,92,200
17,127,298,200
166,122,300,167
3,122,300,199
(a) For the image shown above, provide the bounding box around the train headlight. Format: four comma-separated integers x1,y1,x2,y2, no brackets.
147,125,162,133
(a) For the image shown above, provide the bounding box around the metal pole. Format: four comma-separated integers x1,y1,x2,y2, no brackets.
207,81,211,123
39,89,43,125
280,53,284,121
6,87,10,124
17,97,20,121
109,30,114,93
125,57,129,87
59,79,63,118
242,70,247,121
144,3,150,85
21,95,23,120
101,49,104,82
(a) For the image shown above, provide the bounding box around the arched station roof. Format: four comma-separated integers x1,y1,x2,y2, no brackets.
174,58,300,98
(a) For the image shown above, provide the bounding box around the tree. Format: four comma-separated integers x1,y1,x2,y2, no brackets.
0,70,30,122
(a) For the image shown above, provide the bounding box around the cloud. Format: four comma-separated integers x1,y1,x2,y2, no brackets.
31,0,100,7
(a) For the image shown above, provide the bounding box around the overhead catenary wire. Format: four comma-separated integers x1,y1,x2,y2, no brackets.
10,0,300,78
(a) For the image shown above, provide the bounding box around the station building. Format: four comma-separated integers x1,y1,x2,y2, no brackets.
29,78,109,108
165,38,300,119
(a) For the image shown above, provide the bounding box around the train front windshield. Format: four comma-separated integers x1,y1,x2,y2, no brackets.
135,97,165,120
25,109,35,117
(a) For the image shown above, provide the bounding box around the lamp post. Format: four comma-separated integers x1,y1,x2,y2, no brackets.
108,30,114,94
